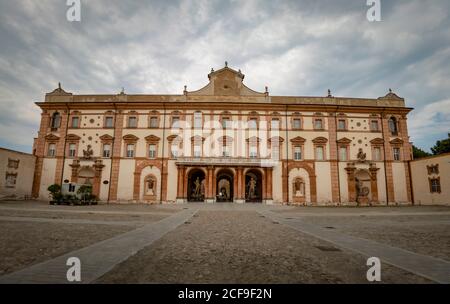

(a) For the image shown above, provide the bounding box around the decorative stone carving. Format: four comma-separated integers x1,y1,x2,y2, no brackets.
82,145,94,160
356,148,367,162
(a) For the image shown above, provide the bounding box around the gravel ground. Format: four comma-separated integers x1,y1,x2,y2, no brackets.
0,210,169,223
97,210,431,284
296,215,450,261
0,221,132,275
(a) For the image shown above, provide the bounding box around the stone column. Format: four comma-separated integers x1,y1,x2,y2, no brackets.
327,114,340,203
32,111,51,198
369,163,380,204
109,112,124,202
235,167,245,203
266,167,273,203
93,160,105,199
382,115,395,203
206,166,214,203
345,163,357,203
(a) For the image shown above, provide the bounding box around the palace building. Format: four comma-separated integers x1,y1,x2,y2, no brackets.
31,64,414,205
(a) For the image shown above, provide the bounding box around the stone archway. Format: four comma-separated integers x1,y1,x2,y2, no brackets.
245,169,263,203
133,159,163,201
187,168,206,202
216,169,234,202
284,161,317,204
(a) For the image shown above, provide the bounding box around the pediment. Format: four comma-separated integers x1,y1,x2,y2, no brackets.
66,134,81,141
337,137,352,144
145,135,161,142
167,135,182,143
370,138,384,145
123,134,139,142
45,134,60,141
46,83,72,96
378,89,404,101
187,63,266,97
312,137,328,144
390,138,404,145
268,136,285,143
290,136,306,144
99,134,114,141
246,136,261,143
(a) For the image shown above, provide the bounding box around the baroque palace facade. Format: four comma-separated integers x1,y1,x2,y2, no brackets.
32,64,413,205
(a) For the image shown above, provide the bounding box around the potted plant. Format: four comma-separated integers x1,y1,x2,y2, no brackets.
47,184,63,205
77,185,97,205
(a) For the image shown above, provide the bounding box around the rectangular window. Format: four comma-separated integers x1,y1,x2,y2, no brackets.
371,120,379,131
339,147,347,161
103,144,111,158
222,145,230,157
128,117,137,128
193,144,201,158
393,148,401,161
68,143,76,157
316,146,324,160
271,119,280,130
126,144,135,158
294,146,302,160
194,112,202,129
171,145,179,158
222,118,229,129
47,143,56,157
249,145,258,158
68,184,76,192
248,118,258,130
373,147,381,161
172,117,180,129
71,117,79,128
338,120,346,130
314,119,323,130
5,174,17,188
430,179,441,193
149,144,156,158
271,145,280,160
149,117,158,128
7,159,19,169
293,119,301,129
105,117,114,128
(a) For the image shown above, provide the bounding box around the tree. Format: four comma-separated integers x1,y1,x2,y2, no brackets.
431,133,450,155
412,145,431,159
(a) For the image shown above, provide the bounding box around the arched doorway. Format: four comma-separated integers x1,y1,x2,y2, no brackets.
245,169,263,203
216,169,234,202
187,168,205,202
355,169,372,204
78,166,95,185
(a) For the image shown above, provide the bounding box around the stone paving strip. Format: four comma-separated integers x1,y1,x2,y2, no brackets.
0,206,175,216
0,208,197,284
272,211,450,217
0,216,147,227
260,209,450,284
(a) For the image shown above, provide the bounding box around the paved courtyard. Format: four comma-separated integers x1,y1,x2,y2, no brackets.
0,200,449,283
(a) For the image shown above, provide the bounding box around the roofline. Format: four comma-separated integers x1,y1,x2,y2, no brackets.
0,147,35,157
411,152,450,162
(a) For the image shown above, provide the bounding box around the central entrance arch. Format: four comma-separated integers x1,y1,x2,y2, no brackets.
187,168,205,202
245,169,262,203
216,169,234,202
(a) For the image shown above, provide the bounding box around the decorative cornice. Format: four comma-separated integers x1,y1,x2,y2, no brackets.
145,135,161,143
268,136,285,143
45,134,60,141
370,138,385,145
336,137,352,144
123,134,139,142
290,136,306,144
312,137,328,144
66,134,81,141
99,134,114,142
390,138,404,145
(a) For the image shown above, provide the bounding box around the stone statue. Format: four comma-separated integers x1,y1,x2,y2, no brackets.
357,148,366,162
247,177,257,199
294,179,305,197
194,177,201,198
147,178,154,195
356,177,369,198
83,145,94,160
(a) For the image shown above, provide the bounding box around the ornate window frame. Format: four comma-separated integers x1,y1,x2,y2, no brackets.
69,111,81,129
127,111,139,128
123,134,139,158
268,136,284,160
291,112,303,130
312,137,328,161
336,113,348,131
103,111,115,129
66,134,81,158
337,137,351,161
429,177,441,193
145,135,160,159
148,111,160,129
370,138,385,161
313,113,325,131
290,136,306,161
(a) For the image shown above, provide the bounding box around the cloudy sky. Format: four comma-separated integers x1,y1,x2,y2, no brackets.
0,0,449,153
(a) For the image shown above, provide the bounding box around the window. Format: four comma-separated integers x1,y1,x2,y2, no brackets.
47,143,56,157
371,120,379,131
71,117,79,128
172,117,180,129
68,184,76,192
249,145,258,158
126,144,135,158
7,159,19,169
222,145,230,157
294,146,302,160
128,116,137,128
51,112,61,129
338,120,346,130
220,117,228,129
393,148,401,161
389,117,398,135
316,146,324,160
248,118,258,130
171,144,179,158
149,117,158,128
194,112,202,129
339,147,347,161
293,118,301,129
68,144,76,157
149,144,156,159
103,144,111,158
429,178,441,193
105,116,114,128
314,119,323,130
271,119,280,130
193,144,201,158
427,164,439,175
373,147,382,161
5,173,17,188
271,144,280,160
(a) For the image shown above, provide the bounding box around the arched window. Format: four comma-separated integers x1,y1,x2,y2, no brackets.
51,112,61,129
388,117,398,135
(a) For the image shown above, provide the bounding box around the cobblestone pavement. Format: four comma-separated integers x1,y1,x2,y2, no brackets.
0,201,449,284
